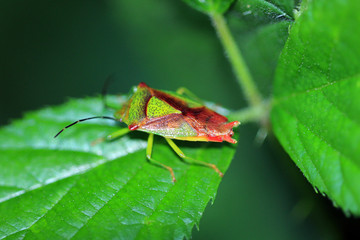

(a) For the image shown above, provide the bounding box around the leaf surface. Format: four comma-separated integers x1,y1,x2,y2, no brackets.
231,0,295,23
271,0,360,215
0,97,237,239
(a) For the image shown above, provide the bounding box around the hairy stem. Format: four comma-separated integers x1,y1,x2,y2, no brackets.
227,100,271,124
211,13,263,107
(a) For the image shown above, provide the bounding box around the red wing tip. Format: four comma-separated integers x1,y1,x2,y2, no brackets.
207,135,237,144
222,135,237,144
230,121,241,127
227,138,237,144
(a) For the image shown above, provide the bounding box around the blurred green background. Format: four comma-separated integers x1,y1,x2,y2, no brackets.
1,0,358,239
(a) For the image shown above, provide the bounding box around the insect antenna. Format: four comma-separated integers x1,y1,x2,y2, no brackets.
54,116,120,138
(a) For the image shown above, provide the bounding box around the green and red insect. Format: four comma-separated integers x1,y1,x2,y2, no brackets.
55,82,240,182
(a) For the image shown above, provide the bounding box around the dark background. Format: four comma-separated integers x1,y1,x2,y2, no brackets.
1,0,358,239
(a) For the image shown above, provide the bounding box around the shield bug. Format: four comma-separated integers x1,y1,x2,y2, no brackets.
55,82,240,182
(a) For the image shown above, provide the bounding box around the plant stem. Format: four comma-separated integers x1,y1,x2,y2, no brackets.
211,13,263,107
227,100,270,124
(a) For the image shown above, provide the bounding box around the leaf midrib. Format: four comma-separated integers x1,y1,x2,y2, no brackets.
0,147,145,204
280,101,360,169
273,72,360,104
70,161,147,239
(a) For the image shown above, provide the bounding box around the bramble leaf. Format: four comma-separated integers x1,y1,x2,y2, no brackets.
0,97,237,239
182,0,235,14
271,0,360,215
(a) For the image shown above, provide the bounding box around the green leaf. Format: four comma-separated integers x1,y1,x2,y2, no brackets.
271,0,360,215
182,0,235,14
231,0,295,24
226,0,293,98
0,97,237,239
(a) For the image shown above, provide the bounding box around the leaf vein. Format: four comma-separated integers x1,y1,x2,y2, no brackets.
175,176,188,236
281,107,359,171
338,152,360,209
6,181,75,239
295,121,329,193
320,87,360,127
262,0,293,20
0,148,145,204
275,73,360,103
133,167,192,239
281,108,360,206
69,161,146,239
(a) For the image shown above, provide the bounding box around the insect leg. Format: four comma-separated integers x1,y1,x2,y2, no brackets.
91,128,130,145
165,138,224,177
176,87,204,104
106,128,131,140
146,134,176,182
